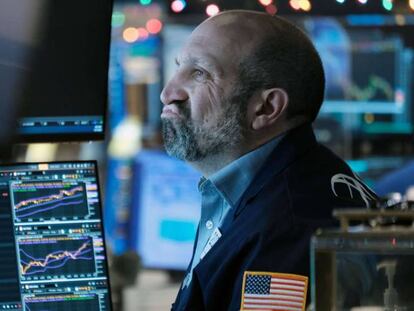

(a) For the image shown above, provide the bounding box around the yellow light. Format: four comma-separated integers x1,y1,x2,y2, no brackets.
123,27,139,43
395,14,406,26
364,113,375,124
410,0,414,10
300,0,311,11
38,164,49,171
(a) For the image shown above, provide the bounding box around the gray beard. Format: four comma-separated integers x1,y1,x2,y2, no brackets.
161,100,246,162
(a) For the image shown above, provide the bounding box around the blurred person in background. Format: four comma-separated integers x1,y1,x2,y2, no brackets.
160,10,377,311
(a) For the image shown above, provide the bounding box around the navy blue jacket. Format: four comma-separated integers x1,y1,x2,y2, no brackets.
172,123,377,311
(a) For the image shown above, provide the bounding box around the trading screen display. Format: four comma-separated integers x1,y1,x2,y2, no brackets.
0,0,112,142
300,16,412,115
0,162,111,311
324,39,400,106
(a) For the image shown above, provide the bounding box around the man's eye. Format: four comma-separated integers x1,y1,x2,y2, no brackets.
192,69,206,81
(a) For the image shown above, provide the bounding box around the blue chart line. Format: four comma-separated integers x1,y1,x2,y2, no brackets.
12,183,89,220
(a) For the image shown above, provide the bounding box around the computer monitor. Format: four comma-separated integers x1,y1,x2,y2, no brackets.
302,16,409,115
130,150,201,270
164,16,413,135
0,0,112,143
0,161,112,310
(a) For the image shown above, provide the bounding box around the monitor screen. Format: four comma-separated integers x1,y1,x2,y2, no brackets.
0,161,112,310
131,150,201,270
163,16,414,135
301,16,410,115
0,0,112,143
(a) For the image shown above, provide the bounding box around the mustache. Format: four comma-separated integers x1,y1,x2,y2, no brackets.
169,101,191,119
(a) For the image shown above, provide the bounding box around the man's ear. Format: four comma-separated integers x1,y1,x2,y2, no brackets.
251,88,288,131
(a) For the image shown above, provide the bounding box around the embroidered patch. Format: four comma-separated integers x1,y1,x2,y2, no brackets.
240,271,308,311
331,173,376,207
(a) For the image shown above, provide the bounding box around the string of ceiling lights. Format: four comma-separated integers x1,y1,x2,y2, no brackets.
114,0,414,44
170,0,414,16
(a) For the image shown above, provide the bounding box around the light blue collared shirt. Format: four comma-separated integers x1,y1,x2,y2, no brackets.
182,134,284,289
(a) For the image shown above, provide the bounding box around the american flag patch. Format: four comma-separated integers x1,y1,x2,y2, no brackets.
240,271,308,311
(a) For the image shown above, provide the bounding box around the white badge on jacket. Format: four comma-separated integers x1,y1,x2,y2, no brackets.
181,228,222,290
200,227,222,260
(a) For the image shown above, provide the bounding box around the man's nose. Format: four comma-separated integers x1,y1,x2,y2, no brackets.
160,78,188,106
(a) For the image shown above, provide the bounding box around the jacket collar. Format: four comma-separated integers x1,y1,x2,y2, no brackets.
220,123,318,231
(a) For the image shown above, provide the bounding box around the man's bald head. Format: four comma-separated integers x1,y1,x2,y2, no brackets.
204,10,280,41
200,10,326,123
193,11,269,61
160,10,325,172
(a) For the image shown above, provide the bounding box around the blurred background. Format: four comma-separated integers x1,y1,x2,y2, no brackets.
2,0,414,310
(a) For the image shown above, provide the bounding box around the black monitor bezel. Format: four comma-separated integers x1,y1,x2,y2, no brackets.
0,159,114,310
12,0,113,144
15,130,106,144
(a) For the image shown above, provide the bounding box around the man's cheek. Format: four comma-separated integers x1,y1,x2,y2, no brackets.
206,81,224,107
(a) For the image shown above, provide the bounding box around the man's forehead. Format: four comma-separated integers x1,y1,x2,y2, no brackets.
180,20,257,63
177,51,217,64
185,26,237,50
176,51,221,71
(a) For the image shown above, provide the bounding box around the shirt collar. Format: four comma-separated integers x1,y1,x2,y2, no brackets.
206,134,284,207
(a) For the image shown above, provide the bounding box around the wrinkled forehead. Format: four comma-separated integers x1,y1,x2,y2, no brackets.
179,14,259,72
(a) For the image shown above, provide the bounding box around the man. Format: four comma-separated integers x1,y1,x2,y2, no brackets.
160,10,376,311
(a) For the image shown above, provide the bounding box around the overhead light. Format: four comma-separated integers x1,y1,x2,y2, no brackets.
258,0,273,6
146,19,163,34
123,27,139,43
171,0,186,13
206,4,220,16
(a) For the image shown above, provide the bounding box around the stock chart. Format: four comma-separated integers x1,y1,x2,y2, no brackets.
12,181,89,222
0,161,111,311
19,236,96,279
